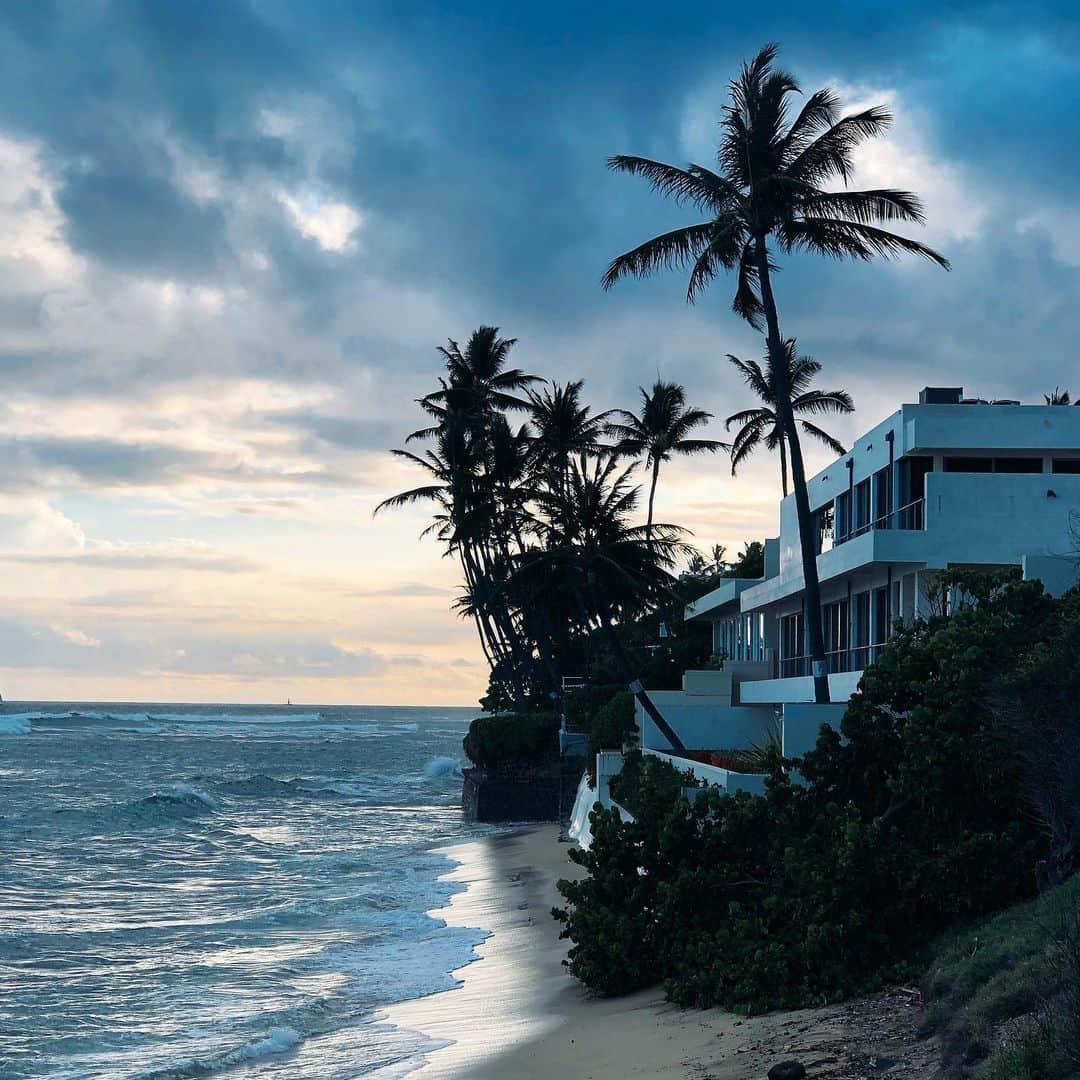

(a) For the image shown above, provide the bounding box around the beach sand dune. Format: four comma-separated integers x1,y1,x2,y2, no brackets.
386,827,938,1078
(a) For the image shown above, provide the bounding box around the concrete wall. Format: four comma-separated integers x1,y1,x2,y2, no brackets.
645,747,768,796
638,692,776,751
1023,553,1080,597
781,703,848,758
739,670,862,705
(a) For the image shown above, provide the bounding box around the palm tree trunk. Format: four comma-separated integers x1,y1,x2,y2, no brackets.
754,236,830,704
646,456,660,541
584,572,686,752
779,436,789,498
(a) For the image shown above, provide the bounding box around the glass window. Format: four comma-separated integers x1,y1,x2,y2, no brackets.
854,479,871,531
816,502,835,554
944,457,992,472
1052,458,1080,474
994,457,1042,473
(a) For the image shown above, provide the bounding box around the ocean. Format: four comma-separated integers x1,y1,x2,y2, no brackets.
0,702,494,1079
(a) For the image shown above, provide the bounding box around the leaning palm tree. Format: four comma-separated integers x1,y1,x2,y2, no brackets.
606,379,726,538
601,42,948,703
726,341,853,496
1045,387,1072,405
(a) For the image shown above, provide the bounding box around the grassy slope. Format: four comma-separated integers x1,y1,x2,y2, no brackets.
921,871,1080,1077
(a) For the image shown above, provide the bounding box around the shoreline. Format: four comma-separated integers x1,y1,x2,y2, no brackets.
386,824,939,1079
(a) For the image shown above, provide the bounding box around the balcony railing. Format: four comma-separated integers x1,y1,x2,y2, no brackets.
778,642,889,678
833,497,924,546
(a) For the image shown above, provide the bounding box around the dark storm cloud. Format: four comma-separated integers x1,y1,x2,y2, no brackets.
57,160,228,277
0,0,1077,414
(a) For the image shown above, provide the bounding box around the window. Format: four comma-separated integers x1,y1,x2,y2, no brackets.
945,456,1042,474
1053,458,1080,474
898,456,932,529
944,457,992,472
780,611,804,676
823,598,849,672
994,457,1042,473
853,478,871,533
835,491,851,542
816,502,835,554
872,466,891,526
873,585,891,653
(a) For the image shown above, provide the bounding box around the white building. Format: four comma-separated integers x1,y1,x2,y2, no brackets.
638,387,1080,773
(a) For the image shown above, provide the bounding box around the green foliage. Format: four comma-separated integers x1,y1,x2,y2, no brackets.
922,871,1080,1077
608,749,696,819
588,691,636,760
554,574,1064,1012
462,711,559,771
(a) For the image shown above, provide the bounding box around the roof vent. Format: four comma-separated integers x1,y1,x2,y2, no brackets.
919,386,963,405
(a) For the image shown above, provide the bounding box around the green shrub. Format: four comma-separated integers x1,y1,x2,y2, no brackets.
463,711,559,771
588,691,637,759
563,684,623,731
554,573,1062,1011
608,748,695,819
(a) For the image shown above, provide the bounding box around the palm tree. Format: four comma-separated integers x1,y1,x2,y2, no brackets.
520,453,693,750
378,329,548,709
601,42,948,703
527,379,613,497
726,341,853,496
606,379,726,538
1045,387,1072,405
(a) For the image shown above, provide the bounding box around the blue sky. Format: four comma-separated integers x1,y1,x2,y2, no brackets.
0,1,1077,703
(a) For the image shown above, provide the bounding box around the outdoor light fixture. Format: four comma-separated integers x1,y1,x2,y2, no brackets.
1047,489,1058,499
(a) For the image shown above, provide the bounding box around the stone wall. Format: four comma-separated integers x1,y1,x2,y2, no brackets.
462,760,584,823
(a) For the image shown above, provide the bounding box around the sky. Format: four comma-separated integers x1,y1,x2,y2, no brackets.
1,1,1078,706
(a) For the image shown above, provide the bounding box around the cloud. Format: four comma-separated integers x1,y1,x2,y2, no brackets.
0,2,1079,704
2,538,257,573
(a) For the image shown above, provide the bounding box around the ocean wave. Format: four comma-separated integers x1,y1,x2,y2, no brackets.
55,783,219,831
216,774,304,797
136,1026,302,1079
0,715,31,734
423,756,463,780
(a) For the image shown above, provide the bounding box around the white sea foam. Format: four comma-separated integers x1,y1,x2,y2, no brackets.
221,1025,302,1064
164,783,219,810
423,756,462,780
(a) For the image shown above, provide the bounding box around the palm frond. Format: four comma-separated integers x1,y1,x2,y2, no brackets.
602,223,716,289
605,156,736,211
799,419,847,457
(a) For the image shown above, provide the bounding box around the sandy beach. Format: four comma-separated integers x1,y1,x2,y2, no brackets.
385,826,938,1079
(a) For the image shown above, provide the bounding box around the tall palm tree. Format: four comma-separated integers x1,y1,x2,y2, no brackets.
1045,387,1072,405
606,379,726,538
601,42,948,703
726,341,853,496
378,329,547,709
520,453,693,750
527,379,613,497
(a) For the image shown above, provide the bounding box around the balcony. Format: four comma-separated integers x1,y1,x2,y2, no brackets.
778,641,888,678
833,497,925,547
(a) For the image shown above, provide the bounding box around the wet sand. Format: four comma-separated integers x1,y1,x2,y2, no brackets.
385,826,935,1078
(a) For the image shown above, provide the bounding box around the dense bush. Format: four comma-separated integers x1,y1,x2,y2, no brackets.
587,691,637,759
555,574,1066,1013
608,748,695,819
463,711,560,771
